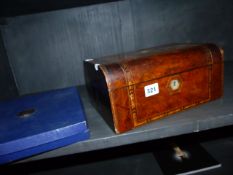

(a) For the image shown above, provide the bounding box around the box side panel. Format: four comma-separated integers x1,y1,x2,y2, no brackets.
0,130,89,165
84,61,114,130
210,62,224,100
100,63,134,133
85,61,135,133
206,44,224,100
109,88,134,133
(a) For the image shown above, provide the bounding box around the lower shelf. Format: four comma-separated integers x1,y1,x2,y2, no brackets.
1,129,233,175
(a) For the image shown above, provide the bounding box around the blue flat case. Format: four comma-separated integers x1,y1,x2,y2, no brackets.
0,87,89,164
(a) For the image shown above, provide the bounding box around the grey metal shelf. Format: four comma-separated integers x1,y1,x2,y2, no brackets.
20,61,233,163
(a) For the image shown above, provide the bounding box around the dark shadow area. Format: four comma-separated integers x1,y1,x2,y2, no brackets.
0,0,120,17
0,30,18,100
84,61,115,132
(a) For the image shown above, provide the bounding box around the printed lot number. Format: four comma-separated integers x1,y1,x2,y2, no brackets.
144,83,159,97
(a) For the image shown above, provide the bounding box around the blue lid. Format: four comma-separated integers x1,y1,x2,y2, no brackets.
0,87,89,163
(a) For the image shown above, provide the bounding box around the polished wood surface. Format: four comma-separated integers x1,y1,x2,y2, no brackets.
84,44,224,133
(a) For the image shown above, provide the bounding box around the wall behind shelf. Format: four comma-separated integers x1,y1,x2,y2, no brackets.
0,30,18,100
1,0,233,95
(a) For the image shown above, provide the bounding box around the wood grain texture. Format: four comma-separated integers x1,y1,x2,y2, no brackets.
1,0,233,95
85,44,224,133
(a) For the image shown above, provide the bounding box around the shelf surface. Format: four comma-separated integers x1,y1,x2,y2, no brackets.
20,61,233,163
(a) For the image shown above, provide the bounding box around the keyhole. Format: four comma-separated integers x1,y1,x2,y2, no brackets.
170,79,180,91
17,108,36,118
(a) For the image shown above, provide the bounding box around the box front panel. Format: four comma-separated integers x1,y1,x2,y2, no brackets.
133,66,211,124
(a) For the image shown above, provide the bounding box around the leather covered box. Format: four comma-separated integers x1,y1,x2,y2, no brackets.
84,44,224,133
0,87,89,164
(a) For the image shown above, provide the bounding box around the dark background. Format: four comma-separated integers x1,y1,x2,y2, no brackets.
0,0,233,98
0,1,233,174
0,31,18,99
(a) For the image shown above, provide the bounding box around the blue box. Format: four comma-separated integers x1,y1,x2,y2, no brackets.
0,87,89,164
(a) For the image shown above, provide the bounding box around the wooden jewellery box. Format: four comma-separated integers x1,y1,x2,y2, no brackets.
84,44,224,133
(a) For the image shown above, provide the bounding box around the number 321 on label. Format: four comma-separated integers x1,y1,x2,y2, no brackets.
144,83,159,97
